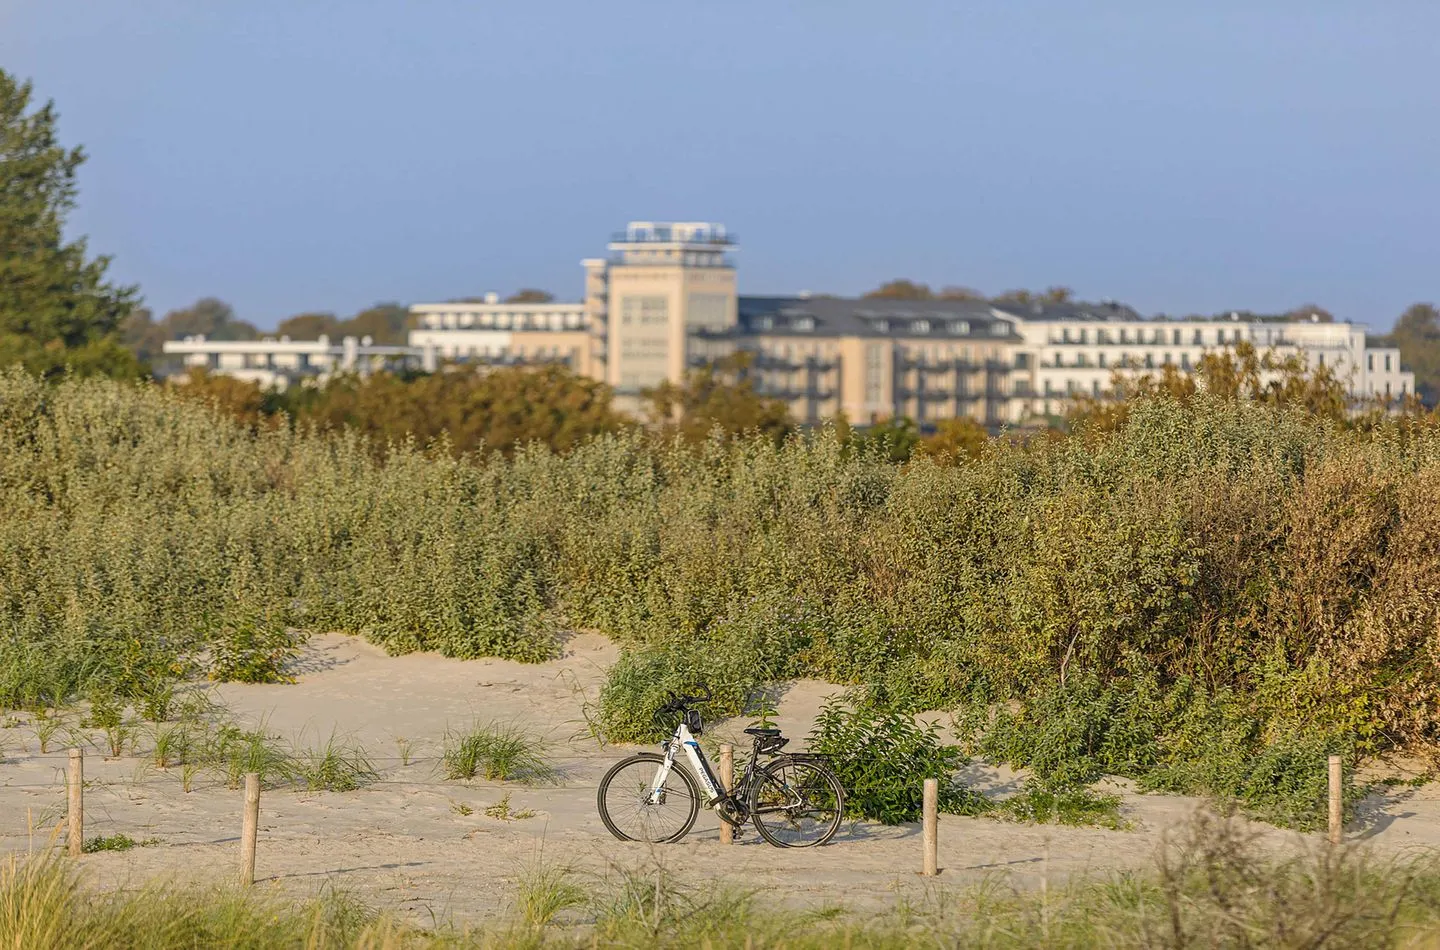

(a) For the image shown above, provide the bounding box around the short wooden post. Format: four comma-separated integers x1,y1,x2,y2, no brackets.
66,748,83,857
922,777,938,876
239,772,260,885
718,744,734,845
1328,755,1343,845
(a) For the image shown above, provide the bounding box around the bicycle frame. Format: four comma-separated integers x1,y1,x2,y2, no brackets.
647,721,726,805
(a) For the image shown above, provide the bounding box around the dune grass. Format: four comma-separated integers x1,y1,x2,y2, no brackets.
7,810,1440,948
442,721,557,784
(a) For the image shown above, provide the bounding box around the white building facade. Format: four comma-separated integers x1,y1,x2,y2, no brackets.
161,335,419,390
1001,304,1414,418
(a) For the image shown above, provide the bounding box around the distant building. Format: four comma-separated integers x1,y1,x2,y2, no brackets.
164,220,1416,423
161,334,418,390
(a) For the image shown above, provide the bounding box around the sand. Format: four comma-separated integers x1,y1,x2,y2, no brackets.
2,632,1438,926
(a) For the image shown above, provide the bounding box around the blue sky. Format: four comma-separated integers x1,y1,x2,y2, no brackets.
3,1,1436,330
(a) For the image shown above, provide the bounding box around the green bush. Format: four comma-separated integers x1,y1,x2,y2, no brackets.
808,696,985,824
3,371,1440,828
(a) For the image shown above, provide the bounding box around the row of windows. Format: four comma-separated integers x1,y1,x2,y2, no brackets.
1052,326,1245,346
424,311,583,331
620,296,669,326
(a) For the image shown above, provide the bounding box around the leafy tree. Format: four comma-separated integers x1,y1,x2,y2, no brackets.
1067,341,1349,432
0,69,141,377
276,312,341,339
168,367,286,430
124,298,259,368
850,416,922,462
297,365,631,457
341,303,409,344
1382,303,1440,405
937,285,984,301
642,352,793,444
917,416,990,462
504,289,554,303
863,279,933,300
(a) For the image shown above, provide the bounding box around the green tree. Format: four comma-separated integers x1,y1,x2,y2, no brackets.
124,298,258,370
642,352,793,444
276,312,341,339
339,303,409,344
937,285,985,300
504,289,554,303
863,279,933,300
1383,303,1440,406
295,364,630,456
0,69,141,377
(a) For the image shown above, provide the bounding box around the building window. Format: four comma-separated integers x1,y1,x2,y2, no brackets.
1318,352,1325,366
1013,352,1030,370
687,293,729,329
912,320,930,334
949,320,969,334
1181,353,1191,369
1172,329,1181,345
621,296,668,326
1193,329,1203,345
1386,354,1393,371
1368,354,1374,371
1092,380,1101,396
864,344,884,404
795,316,815,331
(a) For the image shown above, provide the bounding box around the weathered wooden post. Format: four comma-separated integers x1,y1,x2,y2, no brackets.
922,777,938,876
240,772,260,885
1328,755,1343,845
719,745,734,845
67,748,83,857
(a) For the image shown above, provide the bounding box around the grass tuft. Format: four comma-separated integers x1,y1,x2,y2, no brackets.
442,721,556,784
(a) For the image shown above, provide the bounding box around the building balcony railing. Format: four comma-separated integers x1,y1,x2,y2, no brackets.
610,231,735,246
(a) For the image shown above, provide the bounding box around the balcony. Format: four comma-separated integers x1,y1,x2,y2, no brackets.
610,230,736,246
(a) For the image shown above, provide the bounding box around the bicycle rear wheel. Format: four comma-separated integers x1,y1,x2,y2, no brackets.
597,753,701,843
748,757,844,848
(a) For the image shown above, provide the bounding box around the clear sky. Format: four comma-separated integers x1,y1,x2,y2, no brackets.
3,1,1436,330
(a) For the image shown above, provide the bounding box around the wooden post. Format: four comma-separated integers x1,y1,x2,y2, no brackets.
239,772,260,885
1328,755,1343,845
922,777,938,876
66,748,83,857
719,744,734,845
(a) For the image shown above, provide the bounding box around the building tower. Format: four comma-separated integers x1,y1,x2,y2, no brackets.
594,222,738,404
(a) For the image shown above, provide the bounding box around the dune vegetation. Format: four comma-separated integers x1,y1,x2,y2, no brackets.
3,369,1440,829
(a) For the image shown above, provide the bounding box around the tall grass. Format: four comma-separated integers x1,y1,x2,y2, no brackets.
4,370,1440,826
442,721,556,783
3,812,1440,947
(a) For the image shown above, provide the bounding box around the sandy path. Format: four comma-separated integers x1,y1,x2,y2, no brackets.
2,632,1437,925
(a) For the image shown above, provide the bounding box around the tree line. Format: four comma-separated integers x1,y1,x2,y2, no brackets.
5,64,1440,455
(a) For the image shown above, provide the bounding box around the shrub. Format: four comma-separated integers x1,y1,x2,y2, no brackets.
206,610,303,684
808,696,985,824
442,721,556,783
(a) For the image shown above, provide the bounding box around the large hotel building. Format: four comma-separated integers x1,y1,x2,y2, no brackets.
169,221,1414,423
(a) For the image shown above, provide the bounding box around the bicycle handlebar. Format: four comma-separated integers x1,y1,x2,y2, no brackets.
654,685,713,717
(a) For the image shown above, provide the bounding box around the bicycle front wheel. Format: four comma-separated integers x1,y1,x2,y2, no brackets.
597,753,701,843
749,757,844,848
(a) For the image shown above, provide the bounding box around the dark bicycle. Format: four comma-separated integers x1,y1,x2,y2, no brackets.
596,687,845,847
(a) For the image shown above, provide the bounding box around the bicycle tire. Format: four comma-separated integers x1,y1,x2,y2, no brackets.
748,756,845,848
597,753,701,843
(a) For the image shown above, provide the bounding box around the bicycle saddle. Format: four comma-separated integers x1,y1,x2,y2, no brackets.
744,727,782,737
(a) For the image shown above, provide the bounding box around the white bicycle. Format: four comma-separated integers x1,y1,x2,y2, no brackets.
596,686,845,847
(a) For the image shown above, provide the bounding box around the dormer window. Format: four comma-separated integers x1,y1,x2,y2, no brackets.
949,321,970,334
874,319,889,333
912,320,930,334
794,316,815,331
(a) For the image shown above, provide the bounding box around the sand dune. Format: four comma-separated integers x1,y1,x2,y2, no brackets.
2,632,1437,925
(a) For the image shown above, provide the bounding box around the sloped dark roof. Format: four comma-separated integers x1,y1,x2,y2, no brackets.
735,296,1019,340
